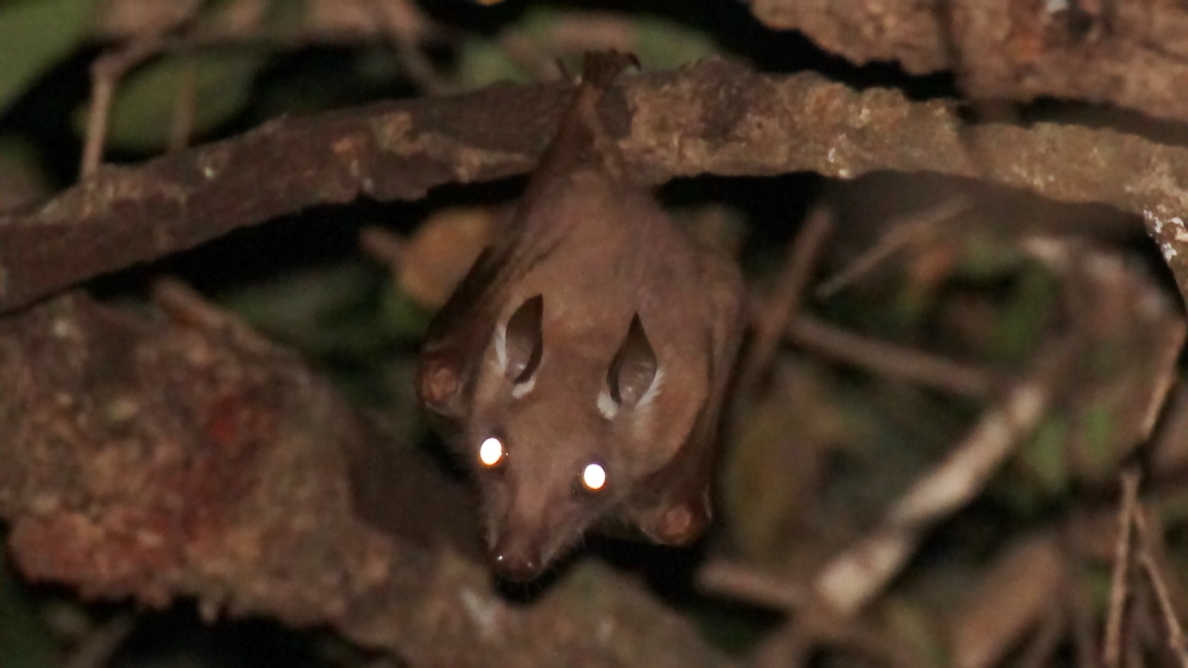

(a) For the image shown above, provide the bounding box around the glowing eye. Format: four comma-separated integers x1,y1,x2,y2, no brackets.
581,463,607,491
478,437,506,468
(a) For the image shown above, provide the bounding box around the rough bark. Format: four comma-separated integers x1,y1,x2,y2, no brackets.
3,58,1187,313
749,0,1188,124
0,291,731,668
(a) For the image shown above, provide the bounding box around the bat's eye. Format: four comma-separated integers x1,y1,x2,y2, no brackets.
478,436,507,468
579,462,607,492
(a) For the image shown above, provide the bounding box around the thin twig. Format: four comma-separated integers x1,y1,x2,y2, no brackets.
167,53,198,152
815,195,971,299
151,277,275,355
887,343,1068,528
363,0,452,94
812,525,918,619
81,35,169,177
358,226,406,270
61,614,136,668
1133,502,1188,668
83,0,449,176
1016,604,1066,668
1123,595,1145,668
814,618,920,668
755,609,918,668
814,341,1071,616
788,314,997,398
736,206,834,401
696,558,809,611
754,618,811,668
1066,568,1101,668
1104,470,1140,668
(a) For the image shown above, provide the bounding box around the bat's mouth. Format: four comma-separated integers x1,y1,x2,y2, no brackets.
491,550,542,582
489,531,550,582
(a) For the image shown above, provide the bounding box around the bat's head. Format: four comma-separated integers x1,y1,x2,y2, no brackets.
439,292,710,581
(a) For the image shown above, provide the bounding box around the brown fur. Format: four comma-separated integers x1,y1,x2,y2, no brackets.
416,51,745,581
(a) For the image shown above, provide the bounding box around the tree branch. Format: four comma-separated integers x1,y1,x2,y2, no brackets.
4,57,1188,314
0,288,729,668
749,0,1188,125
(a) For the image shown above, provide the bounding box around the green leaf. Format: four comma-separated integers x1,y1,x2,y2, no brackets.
93,49,264,150
992,266,1057,363
456,9,722,88
1018,415,1068,496
0,0,100,114
627,15,720,70
1080,403,1117,478
456,40,531,87
0,555,59,668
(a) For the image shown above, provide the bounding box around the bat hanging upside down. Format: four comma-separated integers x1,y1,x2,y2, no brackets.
416,51,746,582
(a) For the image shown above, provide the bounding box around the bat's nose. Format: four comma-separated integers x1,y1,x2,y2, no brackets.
491,537,543,582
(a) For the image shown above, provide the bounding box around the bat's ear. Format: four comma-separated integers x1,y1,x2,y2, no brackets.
416,246,500,420
417,353,463,417
502,294,544,383
637,491,711,546
606,314,658,406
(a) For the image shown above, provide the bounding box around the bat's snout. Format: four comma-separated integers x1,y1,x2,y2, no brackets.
490,535,545,582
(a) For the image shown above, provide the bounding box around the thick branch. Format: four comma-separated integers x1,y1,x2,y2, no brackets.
4,57,1188,313
0,291,728,668
749,0,1188,125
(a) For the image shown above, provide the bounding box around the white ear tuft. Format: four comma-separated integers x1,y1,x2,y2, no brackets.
596,387,618,420
511,372,537,399
492,321,508,373
636,367,665,410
